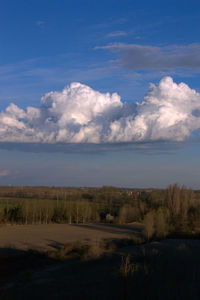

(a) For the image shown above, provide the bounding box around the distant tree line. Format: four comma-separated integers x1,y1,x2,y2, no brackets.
0,184,200,237
0,199,101,224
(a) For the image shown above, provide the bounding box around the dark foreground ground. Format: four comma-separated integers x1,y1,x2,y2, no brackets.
1,224,200,300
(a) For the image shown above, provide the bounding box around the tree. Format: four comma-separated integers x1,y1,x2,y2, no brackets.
154,208,168,238
166,184,181,217
143,211,154,241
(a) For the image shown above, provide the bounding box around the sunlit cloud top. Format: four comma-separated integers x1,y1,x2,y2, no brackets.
0,77,200,144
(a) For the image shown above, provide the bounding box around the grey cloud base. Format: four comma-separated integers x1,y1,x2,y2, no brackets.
0,77,200,144
97,43,200,70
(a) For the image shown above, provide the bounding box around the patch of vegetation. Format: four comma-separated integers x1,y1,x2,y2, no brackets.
48,241,104,261
1,184,200,242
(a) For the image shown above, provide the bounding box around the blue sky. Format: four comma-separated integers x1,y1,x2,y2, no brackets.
1,0,200,187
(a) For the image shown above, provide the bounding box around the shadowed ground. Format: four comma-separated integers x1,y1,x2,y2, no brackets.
1,238,200,300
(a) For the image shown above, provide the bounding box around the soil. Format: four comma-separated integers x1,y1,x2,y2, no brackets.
0,223,143,251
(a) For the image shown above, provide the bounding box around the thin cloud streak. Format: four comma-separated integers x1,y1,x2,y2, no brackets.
107,31,127,37
0,169,10,177
0,141,187,155
36,20,45,26
96,43,200,70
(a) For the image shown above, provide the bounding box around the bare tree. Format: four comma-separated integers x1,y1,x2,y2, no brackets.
143,211,154,241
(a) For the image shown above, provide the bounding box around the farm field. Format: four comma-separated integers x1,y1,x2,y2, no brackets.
1,185,200,299
0,223,143,251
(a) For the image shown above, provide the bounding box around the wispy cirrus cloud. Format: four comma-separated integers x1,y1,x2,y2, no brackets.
36,20,45,26
107,31,127,38
0,169,10,177
0,56,117,109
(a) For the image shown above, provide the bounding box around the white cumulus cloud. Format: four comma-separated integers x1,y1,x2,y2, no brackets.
0,77,200,144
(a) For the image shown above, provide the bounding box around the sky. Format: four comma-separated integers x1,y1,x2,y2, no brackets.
1,0,200,188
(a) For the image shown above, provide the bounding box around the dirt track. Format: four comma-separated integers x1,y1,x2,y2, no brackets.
0,223,143,251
